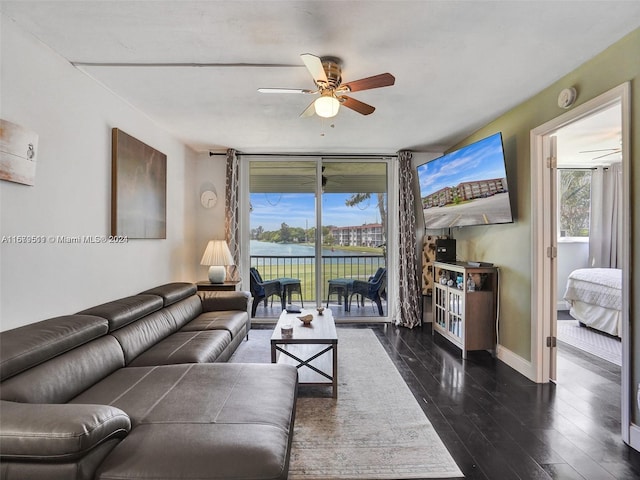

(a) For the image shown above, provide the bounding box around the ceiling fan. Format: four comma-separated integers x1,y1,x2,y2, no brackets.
579,147,622,160
258,53,395,118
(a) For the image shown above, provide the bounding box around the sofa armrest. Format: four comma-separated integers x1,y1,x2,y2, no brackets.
198,290,251,312
0,401,130,461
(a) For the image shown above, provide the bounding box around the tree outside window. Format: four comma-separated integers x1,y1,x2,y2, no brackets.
558,169,591,237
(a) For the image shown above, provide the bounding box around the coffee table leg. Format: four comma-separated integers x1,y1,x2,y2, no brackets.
271,342,276,363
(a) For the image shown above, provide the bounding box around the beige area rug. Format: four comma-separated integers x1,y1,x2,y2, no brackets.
288,328,463,479
557,319,622,366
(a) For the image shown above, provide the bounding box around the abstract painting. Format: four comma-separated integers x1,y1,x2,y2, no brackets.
111,128,166,238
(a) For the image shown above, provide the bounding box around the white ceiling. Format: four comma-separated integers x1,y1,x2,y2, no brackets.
2,1,639,155
556,102,622,168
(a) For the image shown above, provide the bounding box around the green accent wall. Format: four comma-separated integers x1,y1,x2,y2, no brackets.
450,27,639,419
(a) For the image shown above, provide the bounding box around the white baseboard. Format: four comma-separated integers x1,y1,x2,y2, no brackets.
629,424,640,451
496,344,537,382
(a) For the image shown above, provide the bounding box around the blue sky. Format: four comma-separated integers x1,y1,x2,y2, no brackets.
250,192,383,231
417,132,507,197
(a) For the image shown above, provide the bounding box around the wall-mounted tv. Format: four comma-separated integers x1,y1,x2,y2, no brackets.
417,132,513,229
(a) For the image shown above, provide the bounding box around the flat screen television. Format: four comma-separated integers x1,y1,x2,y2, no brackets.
417,132,513,229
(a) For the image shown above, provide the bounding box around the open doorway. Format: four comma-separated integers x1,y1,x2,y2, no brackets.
530,83,631,444
554,102,623,367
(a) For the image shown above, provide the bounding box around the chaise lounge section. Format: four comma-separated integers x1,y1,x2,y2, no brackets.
0,282,298,480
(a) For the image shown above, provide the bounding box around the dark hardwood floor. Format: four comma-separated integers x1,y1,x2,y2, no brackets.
239,321,640,480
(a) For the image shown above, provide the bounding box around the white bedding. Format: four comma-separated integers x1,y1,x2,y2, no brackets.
563,268,622,337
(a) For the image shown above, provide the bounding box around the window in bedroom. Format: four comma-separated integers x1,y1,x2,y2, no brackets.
557,168,591,239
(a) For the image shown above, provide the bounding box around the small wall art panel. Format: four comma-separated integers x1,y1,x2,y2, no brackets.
0,119,38,186
111,128,167,239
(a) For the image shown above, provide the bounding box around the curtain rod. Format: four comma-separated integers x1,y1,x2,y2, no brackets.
556,166,605,170
209,152,398,158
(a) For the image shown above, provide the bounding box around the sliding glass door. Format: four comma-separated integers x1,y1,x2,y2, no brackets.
249,160,318,316
248,157,389,321
320,161,388,318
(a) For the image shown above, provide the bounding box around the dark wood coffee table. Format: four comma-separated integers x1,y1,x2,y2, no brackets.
271,308,338,398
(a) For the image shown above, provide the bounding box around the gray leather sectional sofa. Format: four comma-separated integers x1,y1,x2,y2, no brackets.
0,282,298,480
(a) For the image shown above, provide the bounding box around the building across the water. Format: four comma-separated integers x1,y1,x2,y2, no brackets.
329,223,383,247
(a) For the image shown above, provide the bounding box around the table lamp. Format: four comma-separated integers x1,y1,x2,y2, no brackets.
200,240,234,283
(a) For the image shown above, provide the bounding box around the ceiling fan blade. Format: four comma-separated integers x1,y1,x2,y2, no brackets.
592,151,621,160
300,53,328,85
300,100,316,118
579,148,620,153
341,96,375,115
258,88,316,94
341,73,395,92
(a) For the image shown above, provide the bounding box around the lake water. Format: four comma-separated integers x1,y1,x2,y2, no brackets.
250,240,385,273
250,240,373,257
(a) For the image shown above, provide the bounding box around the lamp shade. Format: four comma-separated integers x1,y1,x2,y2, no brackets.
200,240,234,283
314,94,340,118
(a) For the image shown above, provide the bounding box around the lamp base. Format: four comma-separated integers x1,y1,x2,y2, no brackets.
208,266,226,284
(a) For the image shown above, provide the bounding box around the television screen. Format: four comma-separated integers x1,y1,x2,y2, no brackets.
417,132,513,229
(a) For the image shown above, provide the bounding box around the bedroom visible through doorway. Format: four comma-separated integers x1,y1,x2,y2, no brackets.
554,102,623,367
530,82,630,446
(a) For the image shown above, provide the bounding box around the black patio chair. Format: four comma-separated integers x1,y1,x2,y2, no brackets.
349,267,387,316
249,267,283,317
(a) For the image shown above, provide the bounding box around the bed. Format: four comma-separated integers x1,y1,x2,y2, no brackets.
563,268,622,338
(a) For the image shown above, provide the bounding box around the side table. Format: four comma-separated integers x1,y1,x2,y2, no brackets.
278,278,304,307
326,278,355,311
196,280,239,292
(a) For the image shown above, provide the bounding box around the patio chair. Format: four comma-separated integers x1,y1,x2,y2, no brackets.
349,267,387,316
249,267,283,317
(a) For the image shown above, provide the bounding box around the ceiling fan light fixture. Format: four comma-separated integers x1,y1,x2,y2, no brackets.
314,93,340,118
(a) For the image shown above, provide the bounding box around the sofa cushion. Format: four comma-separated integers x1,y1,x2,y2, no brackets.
1,336,125,404
95,423,291,480
0,401,130,461
164,295,203,330
78,295,163,332
181,310,248,339
109,309,176,365
127,331,231,366
70,363,298,480
70,363,297,429
0,438,121,480
139,282,197,307
0,315,108,382
198,290,251,312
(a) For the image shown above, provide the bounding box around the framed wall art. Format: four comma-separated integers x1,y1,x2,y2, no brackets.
111,128,166,238
0,119,39,186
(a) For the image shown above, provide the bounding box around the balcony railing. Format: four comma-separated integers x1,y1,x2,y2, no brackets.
250,255,385,301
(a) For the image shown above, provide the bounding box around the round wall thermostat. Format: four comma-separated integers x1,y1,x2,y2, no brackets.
200,190,218,208
557,87,577,109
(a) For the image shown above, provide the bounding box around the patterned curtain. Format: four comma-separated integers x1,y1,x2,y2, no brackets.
225,149,240,281
393,151,421,328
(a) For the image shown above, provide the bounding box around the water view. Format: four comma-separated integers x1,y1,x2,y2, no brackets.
250,240,386,303
250,240,375,257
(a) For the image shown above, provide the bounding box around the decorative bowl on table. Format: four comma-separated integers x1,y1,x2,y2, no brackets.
297,314,313,325
316,307,325,316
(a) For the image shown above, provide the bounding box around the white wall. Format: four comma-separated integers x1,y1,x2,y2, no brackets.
0,16,199,330
187,153,228,282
